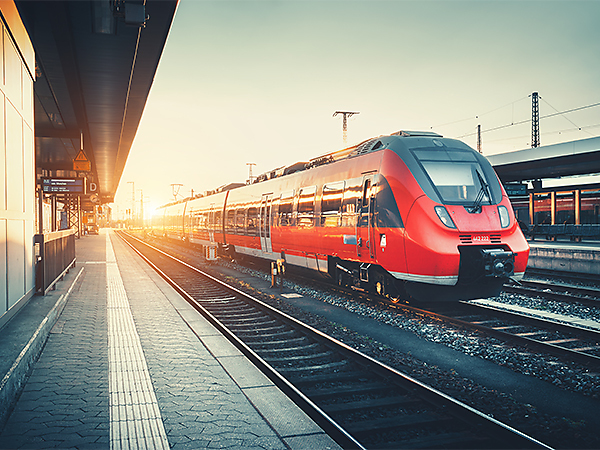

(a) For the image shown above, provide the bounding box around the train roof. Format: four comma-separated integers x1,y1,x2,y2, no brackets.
157,130,474,209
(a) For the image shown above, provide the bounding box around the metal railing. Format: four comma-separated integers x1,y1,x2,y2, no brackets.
35,229,77,295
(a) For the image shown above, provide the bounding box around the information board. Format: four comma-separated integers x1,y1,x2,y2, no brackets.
503,183,528,197
42,177,85,194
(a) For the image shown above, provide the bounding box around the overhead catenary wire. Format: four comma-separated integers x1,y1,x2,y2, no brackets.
541,97,595,137
482,122,600,144
432,96,529,130
457,100,600,138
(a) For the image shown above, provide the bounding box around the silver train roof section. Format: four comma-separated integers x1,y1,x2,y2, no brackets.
488,136,600,183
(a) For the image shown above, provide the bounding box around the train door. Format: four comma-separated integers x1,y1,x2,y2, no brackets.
260,194,273,253
209,205,215,243
357,175,375,259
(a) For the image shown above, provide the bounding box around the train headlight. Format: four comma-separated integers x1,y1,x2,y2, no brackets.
434,206,457,229
498,205,510,228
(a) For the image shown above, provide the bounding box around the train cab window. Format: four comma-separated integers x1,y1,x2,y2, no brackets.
298,186,316,228
321,182,344,227
279,191,294,226
374,177,403,228
247,207,258,236
412,148,501,206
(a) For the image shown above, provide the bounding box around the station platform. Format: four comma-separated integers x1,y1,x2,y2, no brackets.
527,239,600,276
0,230,340,450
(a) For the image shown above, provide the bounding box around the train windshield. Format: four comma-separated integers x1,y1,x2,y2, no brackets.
413,149,496,205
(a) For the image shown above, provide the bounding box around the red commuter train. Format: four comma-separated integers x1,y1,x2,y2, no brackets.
154,131,529,301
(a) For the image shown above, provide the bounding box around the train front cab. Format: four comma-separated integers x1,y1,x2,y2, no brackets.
382,136,529,301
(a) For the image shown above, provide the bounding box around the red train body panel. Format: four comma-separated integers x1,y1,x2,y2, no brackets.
153,131,529,301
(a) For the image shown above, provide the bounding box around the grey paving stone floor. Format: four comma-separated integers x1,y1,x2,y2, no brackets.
0,230,340,449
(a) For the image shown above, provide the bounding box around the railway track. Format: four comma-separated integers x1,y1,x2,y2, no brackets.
402,300,600,368
117,231,550,450
504,279,600,308
140,233,600,372
525,267,600,286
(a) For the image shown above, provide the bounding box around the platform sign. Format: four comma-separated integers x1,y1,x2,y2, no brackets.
503,183,528,197
42,177,85,194
73,150,91,171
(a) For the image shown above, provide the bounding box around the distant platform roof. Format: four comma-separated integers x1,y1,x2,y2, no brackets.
487,136,600,183
16,0,178,203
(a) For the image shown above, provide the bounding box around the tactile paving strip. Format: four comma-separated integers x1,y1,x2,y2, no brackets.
106,233,169,450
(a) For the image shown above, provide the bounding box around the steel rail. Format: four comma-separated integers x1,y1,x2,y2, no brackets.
275,263,600,368
116,231,363,450
504,280,600,308
117,231,552,450
389,300,600,368
525,267,600,285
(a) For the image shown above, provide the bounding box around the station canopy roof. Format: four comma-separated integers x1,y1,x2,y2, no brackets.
16,0,178,203
488,136,600,183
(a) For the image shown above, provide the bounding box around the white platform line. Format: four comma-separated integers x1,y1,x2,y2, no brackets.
106,232,169,450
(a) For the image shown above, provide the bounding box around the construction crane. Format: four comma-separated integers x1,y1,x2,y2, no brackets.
333,111,359,144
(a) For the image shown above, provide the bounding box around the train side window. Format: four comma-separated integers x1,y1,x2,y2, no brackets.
362,179,371,207
236,208,245,234
321,181,344,227
342,178,362,227
298,186,316,228
189,209,198,229
247,206,258,236
226,209,235,233
279,191,294,226
271,198,279,228
214,210,222,231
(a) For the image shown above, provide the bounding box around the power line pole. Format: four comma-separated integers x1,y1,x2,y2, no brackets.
477,124,482,153
333,111,359,144
531,92,540,148
246,162,256,184
127,181,135,227
171,183,183,201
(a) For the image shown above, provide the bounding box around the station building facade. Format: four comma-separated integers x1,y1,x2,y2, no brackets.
0,2,35,325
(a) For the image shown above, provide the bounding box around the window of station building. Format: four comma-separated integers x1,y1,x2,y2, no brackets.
298,186,316,228
374,177,403,228
342,178,362,227
247,206,259,236
279,191,294,226
582,190,600,224
321,181,344,227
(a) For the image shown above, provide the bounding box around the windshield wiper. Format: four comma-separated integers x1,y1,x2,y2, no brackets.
469,170,491,213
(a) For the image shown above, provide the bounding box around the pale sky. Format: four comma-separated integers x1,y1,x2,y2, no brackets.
113,0,600,219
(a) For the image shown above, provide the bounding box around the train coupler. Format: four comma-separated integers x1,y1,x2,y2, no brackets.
481,248,515,278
